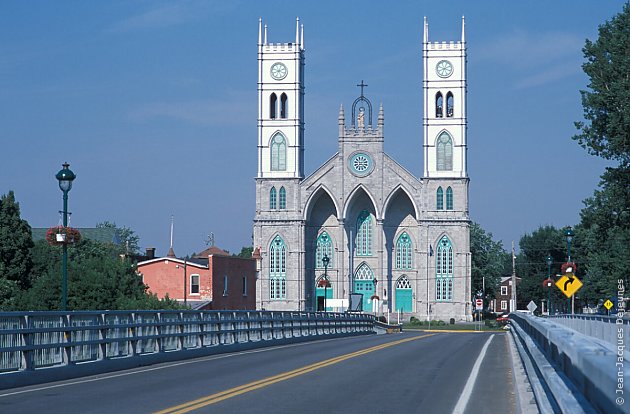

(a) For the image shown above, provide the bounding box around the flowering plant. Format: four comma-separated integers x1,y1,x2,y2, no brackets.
561,262,577,274
45,226,81,246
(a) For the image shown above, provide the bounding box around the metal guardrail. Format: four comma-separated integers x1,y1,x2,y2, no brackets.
511,313,629,414
0,310,374,389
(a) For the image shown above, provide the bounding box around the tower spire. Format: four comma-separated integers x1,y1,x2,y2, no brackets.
295,17,300,45
264,24,268,45
167,215,176,258
461,16,466,43
300,24,304,49
258,18,262,45
423,16,428,43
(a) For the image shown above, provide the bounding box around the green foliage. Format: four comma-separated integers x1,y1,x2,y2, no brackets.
573,3,630,165
571,3,630,307
13,237,181,311
516,226,568,310
470,222,510,298
577,166,630,304
0,191,34,294
235,246,253,258
96,221,140,254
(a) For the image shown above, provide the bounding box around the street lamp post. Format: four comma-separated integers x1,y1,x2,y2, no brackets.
56,163,76,311
565,227,574,263
322,254,330,311
372,277,378,316
546,254,553,315
565,227,575,314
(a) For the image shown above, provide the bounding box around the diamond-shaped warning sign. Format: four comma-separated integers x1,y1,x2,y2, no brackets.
555,273,583,298
604,299,614,310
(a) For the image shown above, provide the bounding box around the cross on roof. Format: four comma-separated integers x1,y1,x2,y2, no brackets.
357,80,368,97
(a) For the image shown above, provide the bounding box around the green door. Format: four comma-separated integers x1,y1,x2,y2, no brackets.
395,288,413,312
354,280,374,312
316,287,333,311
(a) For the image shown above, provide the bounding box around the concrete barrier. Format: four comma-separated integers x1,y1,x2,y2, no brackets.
511,312,630,414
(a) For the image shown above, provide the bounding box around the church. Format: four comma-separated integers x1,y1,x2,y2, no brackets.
253,17,472,321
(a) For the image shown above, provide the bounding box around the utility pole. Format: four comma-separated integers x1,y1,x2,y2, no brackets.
511,241,517,312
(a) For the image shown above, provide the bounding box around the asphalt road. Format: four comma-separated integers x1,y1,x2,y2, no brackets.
0,331,516,414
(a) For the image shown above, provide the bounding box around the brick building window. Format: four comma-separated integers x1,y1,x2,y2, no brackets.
501,300,508,310
190,274,200,295
501,286,508,296
242,276,247,296
223,275,228,296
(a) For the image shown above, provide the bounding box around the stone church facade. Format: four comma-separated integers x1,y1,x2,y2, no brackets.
253,18,472,321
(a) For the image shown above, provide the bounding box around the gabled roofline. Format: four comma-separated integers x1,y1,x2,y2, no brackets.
136,257,208,269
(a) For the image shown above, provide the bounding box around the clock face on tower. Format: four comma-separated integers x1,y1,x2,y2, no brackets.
436,60,453,78
348,152,374,177
270,62,288,80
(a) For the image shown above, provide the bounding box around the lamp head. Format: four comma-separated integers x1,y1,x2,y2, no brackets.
56,162,76,193
546,255,553,266
565,227,574,242
322,254,330,267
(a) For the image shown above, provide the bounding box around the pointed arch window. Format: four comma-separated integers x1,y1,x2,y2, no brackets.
269,236,286,300
315,232,333,269
280,93,288,119
436,236,453,301
356,210,372,256
270,93,277,119
446,187,453,210
395,232,413,269
436,186,444,210
446,92,454,117
279,187,286,209
436,132,453,171
355,262,374,280
269,187,277,210
435,92,443,118
271,133,286,171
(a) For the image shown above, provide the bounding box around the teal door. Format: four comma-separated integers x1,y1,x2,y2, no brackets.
316,287,333,311
395,289,413,312
354,280,374,312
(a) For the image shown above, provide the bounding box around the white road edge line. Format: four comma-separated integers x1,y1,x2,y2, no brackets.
452,334,495,414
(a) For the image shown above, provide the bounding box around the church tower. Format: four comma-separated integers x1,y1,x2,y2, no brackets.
257,18,305,179
422,17,467,179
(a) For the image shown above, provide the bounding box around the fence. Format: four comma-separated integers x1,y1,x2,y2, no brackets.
0,310,374,389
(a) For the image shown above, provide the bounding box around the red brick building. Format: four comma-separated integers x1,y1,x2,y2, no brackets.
491,276,522,314
137,246,256,310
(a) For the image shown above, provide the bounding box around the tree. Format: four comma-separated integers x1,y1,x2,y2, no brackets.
96,221,141,254
0,191,34,293
235,246,253,258
17,238,182,311
573,2,630,166
516,226,568,311
572,3,630,306
469,222,510,300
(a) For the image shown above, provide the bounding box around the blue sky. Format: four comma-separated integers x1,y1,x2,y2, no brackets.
0,1,623,257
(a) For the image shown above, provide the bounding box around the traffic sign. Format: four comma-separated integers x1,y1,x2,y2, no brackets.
475,299,483,311
527,301,537,312
604,299,614,310
555,272,583,298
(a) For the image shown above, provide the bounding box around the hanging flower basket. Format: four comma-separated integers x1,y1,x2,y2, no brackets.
317,278,331,288
46,226,82,246
561,262,577,274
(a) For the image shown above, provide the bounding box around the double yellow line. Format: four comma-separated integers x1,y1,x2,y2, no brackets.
156,333,436,414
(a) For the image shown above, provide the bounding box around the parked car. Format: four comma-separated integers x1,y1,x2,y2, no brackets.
496,314,510,323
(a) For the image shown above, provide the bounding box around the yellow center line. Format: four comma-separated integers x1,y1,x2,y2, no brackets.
155,333,437,414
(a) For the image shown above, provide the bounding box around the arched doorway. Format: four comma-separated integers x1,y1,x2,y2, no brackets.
395,275,412,312
354,263,375,312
